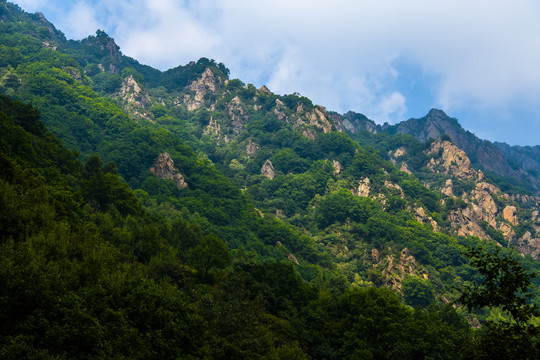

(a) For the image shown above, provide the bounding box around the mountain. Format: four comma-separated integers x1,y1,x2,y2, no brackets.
2,1,540,357
336,108,540,194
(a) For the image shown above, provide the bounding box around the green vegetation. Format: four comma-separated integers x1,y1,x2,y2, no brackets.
2,1,540,357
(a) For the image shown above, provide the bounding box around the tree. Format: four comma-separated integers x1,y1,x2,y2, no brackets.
458,246,540,359
402,276,436,308
187,235,230,282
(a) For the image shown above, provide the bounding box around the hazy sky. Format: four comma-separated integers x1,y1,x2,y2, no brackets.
11,0,540,145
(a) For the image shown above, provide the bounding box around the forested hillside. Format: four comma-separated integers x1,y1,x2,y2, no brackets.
1,1,540,358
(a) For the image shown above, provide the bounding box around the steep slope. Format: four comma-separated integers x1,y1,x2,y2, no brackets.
2,0,540,304
0,63,486,360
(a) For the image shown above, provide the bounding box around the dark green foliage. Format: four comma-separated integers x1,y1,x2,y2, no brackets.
316,189,374,227
402,275,436,308
459,246,540,359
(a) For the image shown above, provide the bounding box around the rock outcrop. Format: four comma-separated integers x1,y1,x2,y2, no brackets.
426,139,476,180
503,205,518,225
115,75,153,120
183,68,221,111
294,105,333,138
441,179,454,197
381,248,427,291
332,160,342,175
352,178,370,197
227,96,248,135
150,152,188,189
261,159,275,179
334,111,378,134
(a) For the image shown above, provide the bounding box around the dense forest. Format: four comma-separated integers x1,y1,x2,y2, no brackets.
1,1,540,358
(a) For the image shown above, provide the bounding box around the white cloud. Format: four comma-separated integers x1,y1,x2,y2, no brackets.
9,0,540,144
55,1,100,39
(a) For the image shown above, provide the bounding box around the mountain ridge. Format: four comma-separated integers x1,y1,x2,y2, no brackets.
334,108,540,194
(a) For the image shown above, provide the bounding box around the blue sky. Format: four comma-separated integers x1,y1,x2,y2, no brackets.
11,0,540,146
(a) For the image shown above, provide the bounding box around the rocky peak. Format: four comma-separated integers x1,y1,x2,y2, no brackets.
258,85,271,94
183,68,222,111
84,30,122,62
426,139,477,180
150,152,188,189
389,109,540,194
338,111,378,134
37,12,57,36
393,109,460,143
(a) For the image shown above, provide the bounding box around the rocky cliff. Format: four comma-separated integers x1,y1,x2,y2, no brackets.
423,139,540,258
386,109,540,194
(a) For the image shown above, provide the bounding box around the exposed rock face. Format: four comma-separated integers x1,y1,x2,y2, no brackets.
116,75,153,120
228,96,248,135
337,111,378,134
393,109,460,142
414,207,439,231
261,159,275,179
273,99,287,121
399,162,412,174
426,139,477,179
471,183,498,227
183,68,221,111
503,206,518,225
425,156,540,255
390,147,406,159
371,248,380,264
42,41,57,50
448,207,488,238
150,152,188,189
258,85,271,94
441,179,454,197
294,106,333,138
332,160,342,175
309,106,333,134
388,147,411,174
352,177,370,197
516,237,540,259
381,248,426,291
